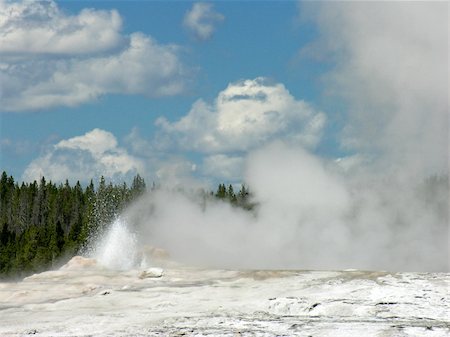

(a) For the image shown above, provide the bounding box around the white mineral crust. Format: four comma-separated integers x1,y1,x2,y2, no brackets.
0,256,448,336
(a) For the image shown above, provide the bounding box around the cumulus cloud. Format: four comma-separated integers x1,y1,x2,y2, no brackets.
22,128,144,183
0,1,188,112
155,77,325,183
157,77,326,153
183,2,224,41
302,2,448,177
0,0,123,55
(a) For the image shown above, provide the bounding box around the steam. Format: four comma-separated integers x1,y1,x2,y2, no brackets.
301,1,448,177
100,141,446,272
87,2,448,273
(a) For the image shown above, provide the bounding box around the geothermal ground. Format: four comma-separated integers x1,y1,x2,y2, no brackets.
0,257,448,337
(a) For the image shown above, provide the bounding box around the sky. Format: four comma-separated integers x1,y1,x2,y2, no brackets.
0,0,448,187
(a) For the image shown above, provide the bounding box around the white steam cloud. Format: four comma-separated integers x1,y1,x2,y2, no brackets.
301,1,448,177
86,2,448,273
113,141,447,272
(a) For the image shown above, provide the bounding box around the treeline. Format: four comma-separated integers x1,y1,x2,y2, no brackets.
213,183,254,210
0,172,146,278
0,171,253,278
1,170,447,278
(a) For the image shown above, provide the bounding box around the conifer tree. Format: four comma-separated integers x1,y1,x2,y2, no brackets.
0,172,146,278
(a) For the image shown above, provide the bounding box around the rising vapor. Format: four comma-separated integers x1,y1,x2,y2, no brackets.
108,140,447,272
90,1,448,273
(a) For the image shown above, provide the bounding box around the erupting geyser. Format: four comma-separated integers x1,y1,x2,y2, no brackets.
90,217,138,270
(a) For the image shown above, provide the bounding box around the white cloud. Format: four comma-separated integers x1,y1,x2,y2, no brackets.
183,2,224,41
0,1,188,112
56,128,118,155
202,154,244,182
303,2,448,176
155,77,326,183
157,77,326,153
22,129,144,183
124,127,155,158
0,137,33,156
0,0,123,55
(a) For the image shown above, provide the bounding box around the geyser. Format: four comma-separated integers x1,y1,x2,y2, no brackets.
90,217,138,270
113,141,448,272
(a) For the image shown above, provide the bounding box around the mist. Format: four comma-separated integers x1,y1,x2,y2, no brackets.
89,141,446,273
88,2,448,273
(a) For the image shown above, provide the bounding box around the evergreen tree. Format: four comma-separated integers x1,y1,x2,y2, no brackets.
131,174,146,198
215,184,227,199
228,184,237,204
0,172,146,278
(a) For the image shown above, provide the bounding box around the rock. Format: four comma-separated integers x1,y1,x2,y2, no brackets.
60,256,97,270
139,267,164,279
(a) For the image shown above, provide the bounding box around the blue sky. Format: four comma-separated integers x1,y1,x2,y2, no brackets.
0,1,447,185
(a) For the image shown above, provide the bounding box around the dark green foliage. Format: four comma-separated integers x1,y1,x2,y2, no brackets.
214,183,254,210
0,172,146,278
215,184,227,199
228,184,237,204
131,174,146,198
0,171,257,278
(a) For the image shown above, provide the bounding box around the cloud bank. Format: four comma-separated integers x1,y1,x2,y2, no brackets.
0,0,188,112
20,76,325,185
